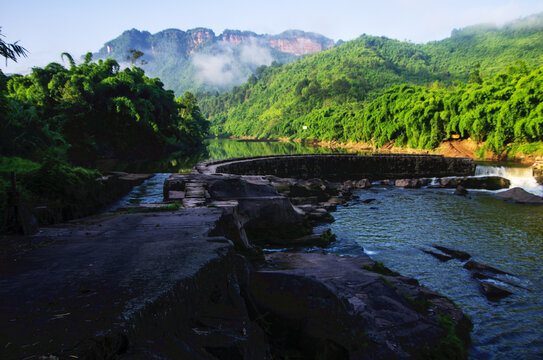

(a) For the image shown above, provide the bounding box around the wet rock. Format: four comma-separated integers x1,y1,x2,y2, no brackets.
454,185,468,196
355,178,372,189
207,176,278,200
422,249,454,262
239,197,309,245
463,260,511,275
288,228,336,247
434,246,471,261
480,281,513,302
380,179,394,186
395,178,422,188
440,176,510,190
533,162,543,186
290,196,319,205
495,187,543,204
307,208,335,224
361,198,376,204
252,252,472,359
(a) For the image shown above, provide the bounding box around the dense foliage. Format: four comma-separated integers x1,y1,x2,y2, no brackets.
344,65,543,153
1,54,208,164
200,14,543,156
0,54,208,229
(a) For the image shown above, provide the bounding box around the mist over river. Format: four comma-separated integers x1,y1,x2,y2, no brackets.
116,139,543,359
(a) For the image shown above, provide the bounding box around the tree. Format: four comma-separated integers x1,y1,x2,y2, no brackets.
61,52,76,68
126,49,147,66
0,28,28,65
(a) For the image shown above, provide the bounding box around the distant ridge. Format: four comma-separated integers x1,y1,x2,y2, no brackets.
94,28,335,95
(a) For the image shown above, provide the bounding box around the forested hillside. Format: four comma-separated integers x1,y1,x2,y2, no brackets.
201,13,543,157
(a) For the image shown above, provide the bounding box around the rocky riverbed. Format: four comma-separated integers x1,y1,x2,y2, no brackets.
3,154,497,359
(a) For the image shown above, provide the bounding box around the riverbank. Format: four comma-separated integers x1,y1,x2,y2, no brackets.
227,136,543,165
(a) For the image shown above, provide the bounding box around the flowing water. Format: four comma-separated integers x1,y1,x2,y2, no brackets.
327,167,543,359
115,139,543,359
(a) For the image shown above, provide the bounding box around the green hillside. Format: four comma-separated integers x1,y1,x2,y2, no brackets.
200,13,543,157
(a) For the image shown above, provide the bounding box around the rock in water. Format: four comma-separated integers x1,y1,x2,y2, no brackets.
422,249,454,262
454,185,468,196
495,187,543,204
434,245,471,261
463,260,511,275
480,282,513,301
394,178,422,188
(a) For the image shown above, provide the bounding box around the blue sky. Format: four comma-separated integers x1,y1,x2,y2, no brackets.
2,0,543,73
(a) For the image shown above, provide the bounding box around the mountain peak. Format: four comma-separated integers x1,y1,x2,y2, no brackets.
94,27,335,94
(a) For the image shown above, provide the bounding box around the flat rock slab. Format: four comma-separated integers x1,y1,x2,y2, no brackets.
0,208,232,359
495,187,543,204
256,252,472,359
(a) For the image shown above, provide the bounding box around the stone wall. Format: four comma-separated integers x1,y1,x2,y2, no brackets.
197,154,475,181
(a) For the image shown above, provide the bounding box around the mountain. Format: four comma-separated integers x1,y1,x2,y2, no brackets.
199,13,543,157
93,28,335,95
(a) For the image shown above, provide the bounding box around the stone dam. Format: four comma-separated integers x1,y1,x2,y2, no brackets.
1,154,481,359
194,153,476,180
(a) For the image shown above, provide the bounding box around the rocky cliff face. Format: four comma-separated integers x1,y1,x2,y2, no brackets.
93,27,336,94
96,28,335,60
268,37,328,56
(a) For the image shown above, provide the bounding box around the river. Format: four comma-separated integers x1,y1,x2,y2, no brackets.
114,139,543,359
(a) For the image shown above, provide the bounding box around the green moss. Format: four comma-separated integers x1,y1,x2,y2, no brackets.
362,261,400,276
378,275,398,290
316,229,337,247
402,294,431,315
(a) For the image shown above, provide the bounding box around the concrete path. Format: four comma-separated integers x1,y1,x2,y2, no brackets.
0,208,231,359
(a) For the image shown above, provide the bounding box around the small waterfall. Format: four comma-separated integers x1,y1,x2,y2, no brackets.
475,165,543,196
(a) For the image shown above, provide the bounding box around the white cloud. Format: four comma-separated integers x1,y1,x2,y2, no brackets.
192,42,272,88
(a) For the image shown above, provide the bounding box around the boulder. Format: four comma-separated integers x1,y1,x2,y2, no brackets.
440,176,510,190
462,176,511,190
454,185,468,196
495,187,543,204
463,260,511,275
394,178,422,188
207,176,279,200
480,282,513,302
251,252,472,359
355,178,372,189
238,197,309,245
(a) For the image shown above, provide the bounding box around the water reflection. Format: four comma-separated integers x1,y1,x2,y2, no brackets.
99,138,350,173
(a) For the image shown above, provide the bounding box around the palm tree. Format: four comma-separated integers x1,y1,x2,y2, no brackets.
0,27,28,65
61,52,76,68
